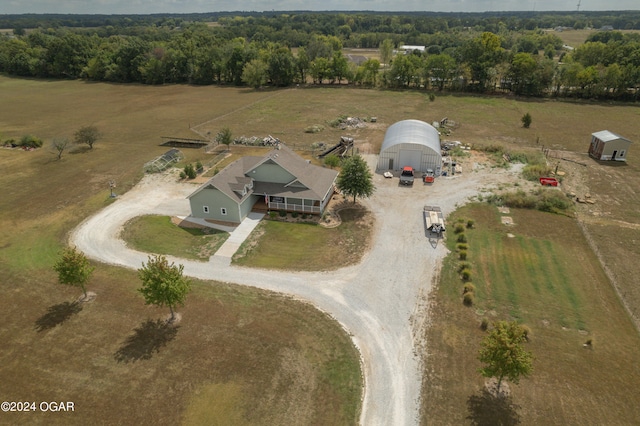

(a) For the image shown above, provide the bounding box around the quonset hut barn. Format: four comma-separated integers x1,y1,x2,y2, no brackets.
377,119,442,175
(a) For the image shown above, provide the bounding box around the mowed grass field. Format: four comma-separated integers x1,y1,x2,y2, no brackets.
422,204,640,425
1,75,640,424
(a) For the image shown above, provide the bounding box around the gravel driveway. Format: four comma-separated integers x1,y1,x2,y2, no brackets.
71,154,519,425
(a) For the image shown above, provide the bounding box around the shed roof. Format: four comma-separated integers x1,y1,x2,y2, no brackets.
380,119,441,154
592,130,632,143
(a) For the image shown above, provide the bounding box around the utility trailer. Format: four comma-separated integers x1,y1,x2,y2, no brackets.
424,206,446,235
539,177,559,186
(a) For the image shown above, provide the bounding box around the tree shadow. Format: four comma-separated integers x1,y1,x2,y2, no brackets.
467,388,521,426
114,319,179,363
34,301,83,332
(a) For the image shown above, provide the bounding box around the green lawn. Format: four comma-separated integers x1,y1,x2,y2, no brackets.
122,215,229,261
422,204,640,425
232,208,373,270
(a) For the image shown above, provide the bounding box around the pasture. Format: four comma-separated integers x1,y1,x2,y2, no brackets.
1,75,640,424
422,204,640,424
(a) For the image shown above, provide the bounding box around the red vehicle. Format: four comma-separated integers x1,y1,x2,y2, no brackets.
539,177,559,186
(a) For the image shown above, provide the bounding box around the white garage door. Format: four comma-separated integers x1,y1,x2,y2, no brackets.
398,149,422,171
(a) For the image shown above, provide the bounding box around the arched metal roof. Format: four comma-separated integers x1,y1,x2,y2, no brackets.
380,119,440,153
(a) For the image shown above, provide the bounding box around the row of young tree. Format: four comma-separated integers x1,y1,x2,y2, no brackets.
1,15,640,100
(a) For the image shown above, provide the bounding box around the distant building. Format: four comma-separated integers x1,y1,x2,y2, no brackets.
589,130,632,162
399,45,426,54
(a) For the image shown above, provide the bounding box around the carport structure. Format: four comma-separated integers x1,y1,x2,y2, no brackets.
377,119,442,175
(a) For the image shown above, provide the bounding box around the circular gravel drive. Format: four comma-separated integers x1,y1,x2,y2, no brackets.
71,155,519,425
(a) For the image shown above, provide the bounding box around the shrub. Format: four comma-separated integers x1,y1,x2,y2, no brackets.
520,325,532,341
279,210,287,217
454,224,465,234
522,163,552,181
179,171,187,179
429,93,436,102
269,211,277,219
480,318,489,331
19,134,43,148
291,211,299,218
461,268,472,281
463,292,475,306
458,262,471,272
463,282,475,294
305,125,324,133
456,243,468,251
466,219,475,229
457,233,467,243
521,112,532,128
195,161,203,172
184,163,196,179
324,154,340,169
459,250,468,261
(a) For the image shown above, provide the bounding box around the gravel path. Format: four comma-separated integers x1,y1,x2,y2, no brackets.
71,155,518,425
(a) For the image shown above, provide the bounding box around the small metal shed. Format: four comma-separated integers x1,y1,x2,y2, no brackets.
589,130,631,161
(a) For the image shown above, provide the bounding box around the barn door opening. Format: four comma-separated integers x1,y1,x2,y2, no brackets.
612,150,618,160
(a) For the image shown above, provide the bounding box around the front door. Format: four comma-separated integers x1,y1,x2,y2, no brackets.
612,150,618,160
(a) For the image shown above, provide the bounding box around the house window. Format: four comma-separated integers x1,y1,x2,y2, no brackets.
203,206,209,214
221,208,227,215
619,150,625,157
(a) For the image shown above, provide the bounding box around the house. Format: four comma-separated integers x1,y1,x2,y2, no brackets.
589,130,632,162
377,119,443,174
188,144,338,225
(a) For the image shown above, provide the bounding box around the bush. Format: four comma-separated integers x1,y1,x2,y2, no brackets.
19,134,43,148
463,292,475,306
179,171,187,179
269,211,277,219
454,224,465,234
521,112,532,128
457,233,467,243
456,243,468,251
459,250,468,261
429,93,436,102
279,210,287,217
466,219,475,229
463,282,475,294
291,211,299,218
195,161,203,172
480,318,489,331
461,268,472,281
522,163,552,181
458,262,471,272
183,163,196,179
520,325,532,341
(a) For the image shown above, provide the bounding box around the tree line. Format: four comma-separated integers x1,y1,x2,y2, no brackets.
1,12,640,100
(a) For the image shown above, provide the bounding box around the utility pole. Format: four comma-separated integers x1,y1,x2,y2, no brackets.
577,0,581,11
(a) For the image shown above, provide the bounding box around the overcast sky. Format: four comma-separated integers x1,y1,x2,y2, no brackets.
1,1,638,15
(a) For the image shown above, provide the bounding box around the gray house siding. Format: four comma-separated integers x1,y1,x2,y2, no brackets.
189,188,243,223
251,162,296,183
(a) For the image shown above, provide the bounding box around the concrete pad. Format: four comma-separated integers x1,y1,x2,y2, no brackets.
213,212,264,259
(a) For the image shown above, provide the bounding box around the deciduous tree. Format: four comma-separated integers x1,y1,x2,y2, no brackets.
51,137,70,160
336,154,374,203
74,125,101,150
216,127,233,151
138,255,192,322
478,321,533,394
53,246,94,299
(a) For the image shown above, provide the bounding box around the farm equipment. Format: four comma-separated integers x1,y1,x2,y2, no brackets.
539,177,559,186
400,166,415,185
423,169,435,184
424,206,446,235
318,136,354,158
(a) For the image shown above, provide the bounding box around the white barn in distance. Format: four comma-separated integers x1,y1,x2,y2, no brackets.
589,130,632,162
377,119,442,174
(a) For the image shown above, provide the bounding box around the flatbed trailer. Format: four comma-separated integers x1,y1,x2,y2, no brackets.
424,205,446,235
